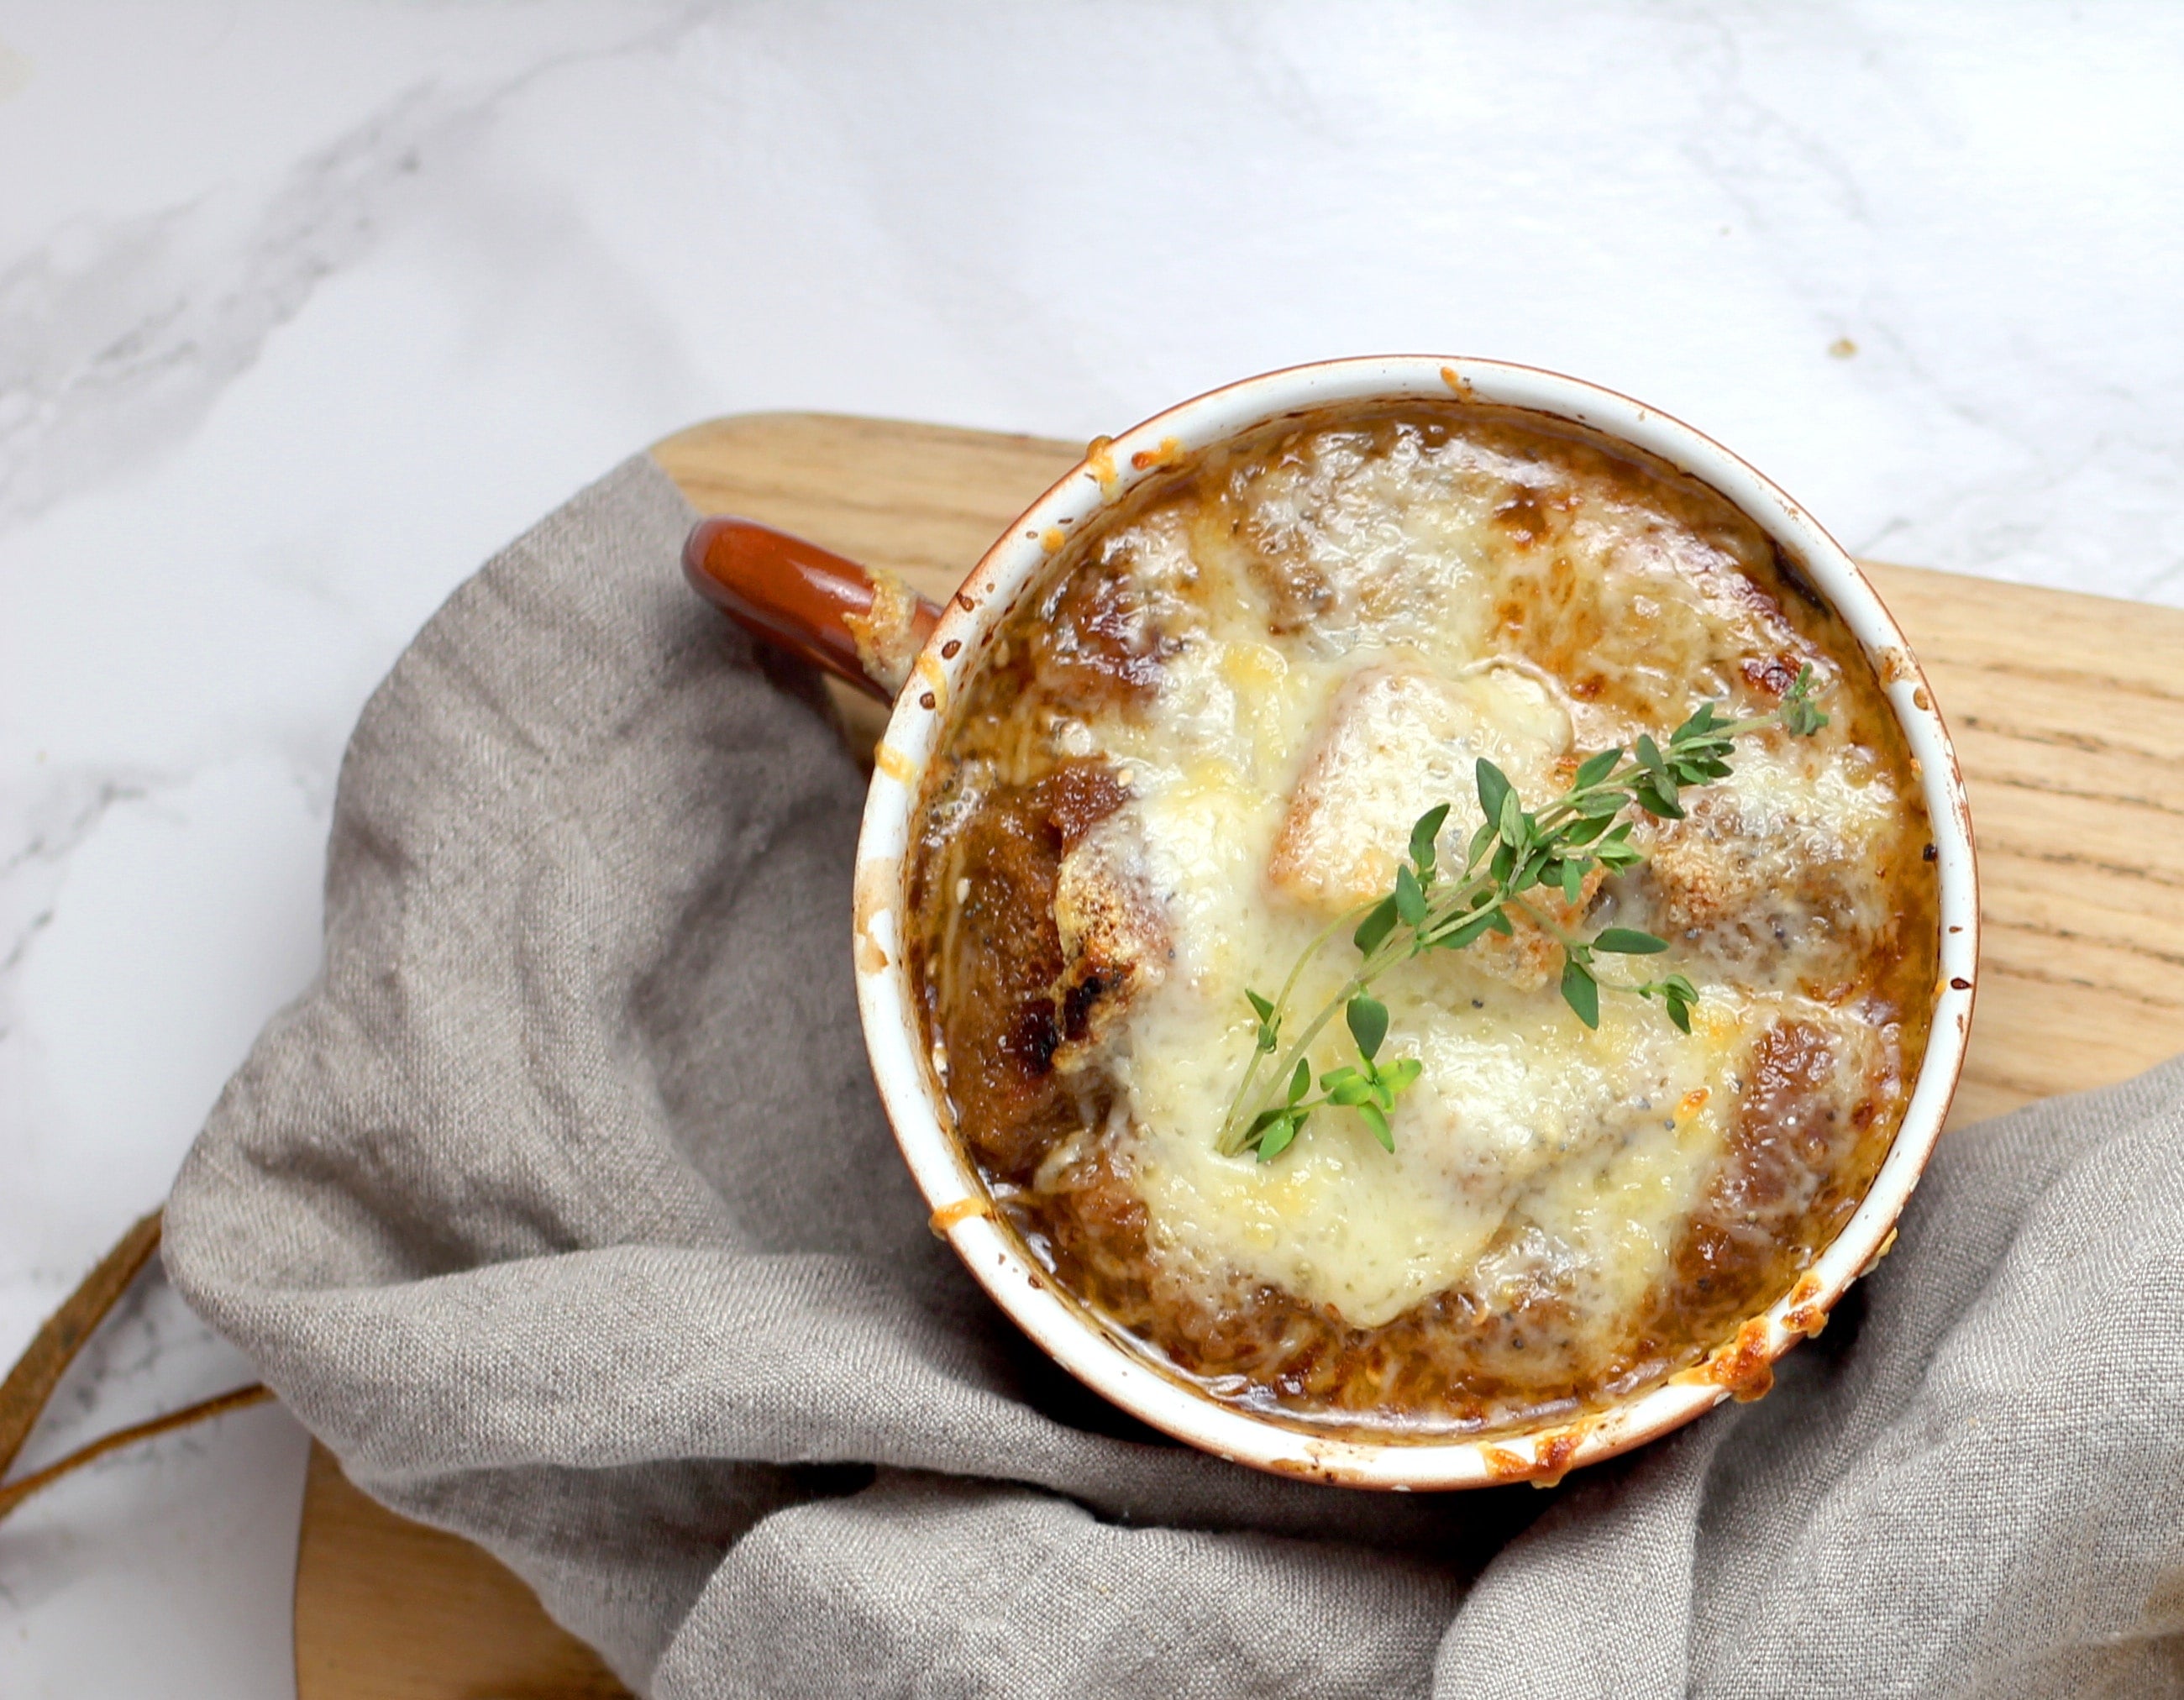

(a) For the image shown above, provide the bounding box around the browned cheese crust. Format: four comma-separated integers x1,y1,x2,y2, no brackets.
906,402,1938,1440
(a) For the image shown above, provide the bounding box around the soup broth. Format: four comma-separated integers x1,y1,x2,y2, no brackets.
906,401,1937,1439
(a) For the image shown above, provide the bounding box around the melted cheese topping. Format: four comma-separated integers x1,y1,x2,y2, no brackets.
910,405,1934,1434
1017,416,1914,1335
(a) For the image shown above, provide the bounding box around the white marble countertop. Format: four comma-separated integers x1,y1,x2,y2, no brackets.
3,3,2181,1693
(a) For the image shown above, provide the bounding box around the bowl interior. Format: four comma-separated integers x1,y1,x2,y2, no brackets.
849,355,1978,1489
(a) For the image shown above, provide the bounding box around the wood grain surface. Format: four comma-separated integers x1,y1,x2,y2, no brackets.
295,410,2184,1698
296,1445,630,1700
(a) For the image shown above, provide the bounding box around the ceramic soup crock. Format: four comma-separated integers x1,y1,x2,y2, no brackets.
682,356,1978,1490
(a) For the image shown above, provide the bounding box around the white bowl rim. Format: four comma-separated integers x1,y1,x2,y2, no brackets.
848,354,1978,1491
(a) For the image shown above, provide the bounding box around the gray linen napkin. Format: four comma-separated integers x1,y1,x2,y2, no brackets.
165,454,2184,1699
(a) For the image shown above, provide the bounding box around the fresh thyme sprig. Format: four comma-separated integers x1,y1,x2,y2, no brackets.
1220,666,1830,1162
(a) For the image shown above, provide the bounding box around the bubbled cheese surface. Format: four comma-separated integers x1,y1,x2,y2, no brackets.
1034,414,1914,1335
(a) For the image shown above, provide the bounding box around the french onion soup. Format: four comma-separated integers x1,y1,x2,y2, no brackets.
905,401,1938,1440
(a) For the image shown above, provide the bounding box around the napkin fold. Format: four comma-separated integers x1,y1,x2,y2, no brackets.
165,455,2184,1698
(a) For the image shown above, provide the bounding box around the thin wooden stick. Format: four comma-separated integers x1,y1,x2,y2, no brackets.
0,1208,165,1479
0,1205,276,1528
0,1383,273,1523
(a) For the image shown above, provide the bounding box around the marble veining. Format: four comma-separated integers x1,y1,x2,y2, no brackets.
2,4,2181,1695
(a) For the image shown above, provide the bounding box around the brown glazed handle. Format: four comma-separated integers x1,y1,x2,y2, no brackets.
684,517,942,701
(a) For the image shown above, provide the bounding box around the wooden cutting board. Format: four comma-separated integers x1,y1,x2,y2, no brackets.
294,411,2184,1699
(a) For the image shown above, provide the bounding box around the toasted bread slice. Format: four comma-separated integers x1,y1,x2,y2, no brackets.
1268,662,1572,916
1051,819,1170,1070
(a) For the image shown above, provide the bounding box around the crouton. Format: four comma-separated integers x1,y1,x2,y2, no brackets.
1051,821,1169,1070
1267,662,1572,916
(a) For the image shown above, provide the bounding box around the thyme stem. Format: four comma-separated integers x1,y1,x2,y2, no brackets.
1219,668,1830,1161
